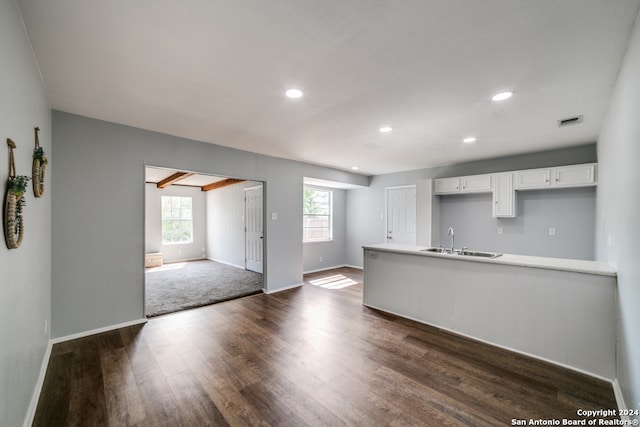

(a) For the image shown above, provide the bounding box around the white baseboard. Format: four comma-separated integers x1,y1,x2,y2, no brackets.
24,318,148,426
207,257,245,270
303,265,347,274
612,379,631,421
51,318,148,345
23,340,53,427
161,257,207,264
264,282,304,294
343,264,363,270
303,264,363,274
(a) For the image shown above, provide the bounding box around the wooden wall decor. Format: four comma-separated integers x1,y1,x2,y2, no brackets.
4,138,29,249
32,127,47,197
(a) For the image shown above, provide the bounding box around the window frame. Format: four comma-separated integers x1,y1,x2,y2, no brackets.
303,186,333,243
161,195,194,245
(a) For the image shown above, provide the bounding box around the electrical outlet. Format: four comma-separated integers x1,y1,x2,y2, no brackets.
497,227,503,235
44,320,48,335
319,257,323,262
548,227,556,236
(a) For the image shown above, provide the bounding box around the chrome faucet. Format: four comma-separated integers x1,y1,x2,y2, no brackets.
447,227,455,252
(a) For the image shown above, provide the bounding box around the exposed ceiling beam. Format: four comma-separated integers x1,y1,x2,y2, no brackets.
201,178,246,191
157,172,193,188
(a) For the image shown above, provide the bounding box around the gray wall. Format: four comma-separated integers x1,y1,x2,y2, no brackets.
303,186,347,272
438,187,595,260
145,183,206,263
0,0,51,425
206,180,262,268
51,111,367,338
345,144,597,267
596,9,640,415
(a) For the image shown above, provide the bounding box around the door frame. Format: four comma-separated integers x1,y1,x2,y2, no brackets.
244,184,264,274
143,165,268,317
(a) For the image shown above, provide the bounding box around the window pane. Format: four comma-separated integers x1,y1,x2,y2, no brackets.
161,196,193,244
303,188,332,242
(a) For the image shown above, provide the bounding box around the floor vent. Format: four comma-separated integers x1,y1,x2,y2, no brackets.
558,115,584,127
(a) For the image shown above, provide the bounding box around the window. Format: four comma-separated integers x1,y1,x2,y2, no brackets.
161,196,193,244
303,187,332,242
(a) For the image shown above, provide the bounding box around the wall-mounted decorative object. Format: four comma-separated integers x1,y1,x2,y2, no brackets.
32,127,46,198
4,138,29,249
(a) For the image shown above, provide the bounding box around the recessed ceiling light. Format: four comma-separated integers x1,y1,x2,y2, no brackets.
492,91,513,101
285,88,303,99
379,126,393,133
351,166,359,170
463,137,477,143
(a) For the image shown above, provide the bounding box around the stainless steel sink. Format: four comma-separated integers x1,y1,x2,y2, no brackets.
420,247,502,259
420,247,451,254
459,250,502,259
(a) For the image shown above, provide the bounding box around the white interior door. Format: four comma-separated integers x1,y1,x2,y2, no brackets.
244,185,263,273
386,186,416,246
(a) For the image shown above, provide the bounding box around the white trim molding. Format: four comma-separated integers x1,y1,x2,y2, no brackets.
303,264,354,274
612,379,632,422
207,257,245,270
50,318,148,345
264,282,303,294
23,341,53,427
24,318,148,426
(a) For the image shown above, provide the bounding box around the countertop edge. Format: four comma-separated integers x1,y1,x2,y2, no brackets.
362,244,617,277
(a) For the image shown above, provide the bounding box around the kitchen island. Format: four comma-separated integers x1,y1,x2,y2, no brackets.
362,243,616,380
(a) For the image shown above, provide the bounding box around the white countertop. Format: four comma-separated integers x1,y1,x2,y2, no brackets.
362,243,617,277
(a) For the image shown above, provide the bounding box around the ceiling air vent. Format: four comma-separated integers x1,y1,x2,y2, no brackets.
558,115,584,127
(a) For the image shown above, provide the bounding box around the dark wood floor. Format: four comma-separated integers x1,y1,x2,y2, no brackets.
34,267,617,426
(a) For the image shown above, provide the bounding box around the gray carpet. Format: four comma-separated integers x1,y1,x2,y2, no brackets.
145,259,263,317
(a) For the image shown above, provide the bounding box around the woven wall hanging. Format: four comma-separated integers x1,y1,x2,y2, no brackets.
4,138,29,249
32,127,47,198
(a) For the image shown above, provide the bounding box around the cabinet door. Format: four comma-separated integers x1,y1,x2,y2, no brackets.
493,173,516,217
461,174,493,193
515,168,551,189
434,177,460,194
553,164,596,187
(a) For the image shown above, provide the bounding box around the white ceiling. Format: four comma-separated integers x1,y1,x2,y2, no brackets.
18,0,640,175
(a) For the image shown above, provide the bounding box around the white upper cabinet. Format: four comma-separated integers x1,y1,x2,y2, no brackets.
493,172,516,218
516,168,551,189
461,174,493,193
516,163,597,190
435,174,492,195
554,164,596,187
433,163,597,218
434,177,460,194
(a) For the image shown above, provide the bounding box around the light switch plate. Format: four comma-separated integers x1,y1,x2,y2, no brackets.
549,227,556,236
271,212,278,220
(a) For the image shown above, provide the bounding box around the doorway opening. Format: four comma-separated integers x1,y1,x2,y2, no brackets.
144,166,264,317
